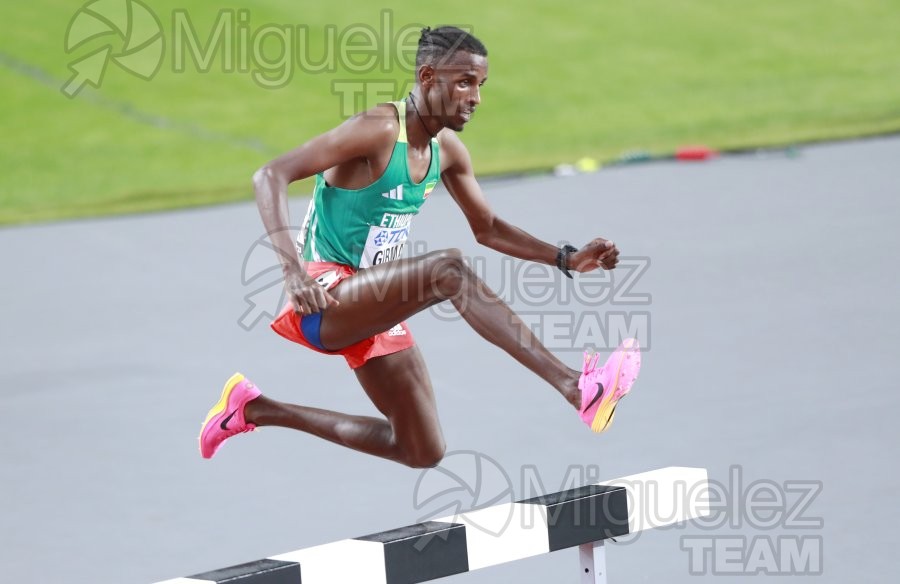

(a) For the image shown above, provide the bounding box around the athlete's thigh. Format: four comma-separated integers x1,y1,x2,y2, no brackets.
320,250,455,349
354,345,445,458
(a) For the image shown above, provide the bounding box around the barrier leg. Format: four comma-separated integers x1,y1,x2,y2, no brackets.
579,540,607,584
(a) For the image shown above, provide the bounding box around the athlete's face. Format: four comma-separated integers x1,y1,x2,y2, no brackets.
422,51,488,132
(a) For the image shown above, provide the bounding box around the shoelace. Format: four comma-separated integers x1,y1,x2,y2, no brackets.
583,351,606,379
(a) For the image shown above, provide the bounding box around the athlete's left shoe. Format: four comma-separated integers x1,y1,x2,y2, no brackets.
579,339,642,433
199,372,261,459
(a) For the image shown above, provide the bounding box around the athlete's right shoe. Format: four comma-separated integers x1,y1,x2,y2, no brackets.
579,339,642,433
199,373,261,459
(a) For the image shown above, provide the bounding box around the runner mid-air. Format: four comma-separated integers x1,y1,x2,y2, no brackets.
200,26,641,468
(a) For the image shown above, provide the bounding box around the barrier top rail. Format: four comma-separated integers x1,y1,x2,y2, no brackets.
155,466,709,584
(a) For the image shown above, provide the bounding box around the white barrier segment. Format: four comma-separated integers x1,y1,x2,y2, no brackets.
270,539,386,584
433,502,551,570
597,466,710,533
153,580,213,584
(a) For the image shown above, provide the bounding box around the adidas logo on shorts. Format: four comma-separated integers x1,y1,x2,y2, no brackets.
387,324,406,336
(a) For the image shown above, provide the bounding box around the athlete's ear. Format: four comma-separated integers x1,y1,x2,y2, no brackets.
417,64,436,89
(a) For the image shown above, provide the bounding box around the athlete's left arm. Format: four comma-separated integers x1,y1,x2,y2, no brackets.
439,131,619,271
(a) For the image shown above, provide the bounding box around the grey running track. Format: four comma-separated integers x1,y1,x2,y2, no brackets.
1,137,898,583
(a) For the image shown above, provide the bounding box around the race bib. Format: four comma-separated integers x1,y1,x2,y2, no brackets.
359,223,410,268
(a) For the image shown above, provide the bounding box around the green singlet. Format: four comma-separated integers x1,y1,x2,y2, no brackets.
297,100,440,269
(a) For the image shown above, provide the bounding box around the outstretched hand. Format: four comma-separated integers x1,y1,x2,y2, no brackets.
569,238,620,272
284,268,340,315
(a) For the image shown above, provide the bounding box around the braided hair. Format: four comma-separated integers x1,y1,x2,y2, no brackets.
415,26,487,68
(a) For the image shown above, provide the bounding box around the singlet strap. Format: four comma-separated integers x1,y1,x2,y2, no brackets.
391,99,439,144
391,100,407,144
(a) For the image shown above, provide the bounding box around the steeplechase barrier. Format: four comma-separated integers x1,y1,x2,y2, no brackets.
154,466,709,584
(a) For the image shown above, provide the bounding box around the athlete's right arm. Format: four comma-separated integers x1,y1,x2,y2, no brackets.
252,111,396,314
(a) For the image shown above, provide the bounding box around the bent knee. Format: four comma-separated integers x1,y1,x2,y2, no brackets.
433,247,464,264
403,443,446,469
427,248,468,298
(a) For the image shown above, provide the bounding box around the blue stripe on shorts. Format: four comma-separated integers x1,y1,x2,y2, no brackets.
299,311,327,350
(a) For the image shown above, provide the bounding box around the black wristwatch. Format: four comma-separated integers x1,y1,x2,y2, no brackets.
556,244,578,279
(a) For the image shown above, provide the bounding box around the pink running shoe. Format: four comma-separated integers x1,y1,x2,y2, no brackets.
199,373,261,459
579,339,641,433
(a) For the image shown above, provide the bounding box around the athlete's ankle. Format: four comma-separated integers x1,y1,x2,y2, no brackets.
553,368,579,390
563,385,580,410
243,395,264,426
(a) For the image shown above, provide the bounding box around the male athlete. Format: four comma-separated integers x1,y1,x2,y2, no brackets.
200,27,641,468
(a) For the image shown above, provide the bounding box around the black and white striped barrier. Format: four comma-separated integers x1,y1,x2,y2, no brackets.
156,467,709,584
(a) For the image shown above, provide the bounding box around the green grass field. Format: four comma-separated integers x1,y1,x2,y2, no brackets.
2,0,899,224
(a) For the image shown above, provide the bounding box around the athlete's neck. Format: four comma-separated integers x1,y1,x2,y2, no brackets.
407,92,439,145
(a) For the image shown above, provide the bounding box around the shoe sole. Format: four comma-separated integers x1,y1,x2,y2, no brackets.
199,373,245,447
